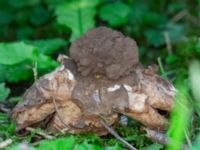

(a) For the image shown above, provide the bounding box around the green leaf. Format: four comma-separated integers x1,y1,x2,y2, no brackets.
73,141,102,150
0,41,59,82
99,2,130,27
104,144,123,150
166,55,179,64
29,6,49,26
36,53,58,70
0,42,36,65
37,136,75,150
0,83,10,101
167,75,192,150
144,23,185,47
0,62,32,82
25,38,67,55
55,0,100,41
0,40,61,82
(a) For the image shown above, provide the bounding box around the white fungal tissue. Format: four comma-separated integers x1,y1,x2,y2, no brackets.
67,69,75,80
107,85,120,92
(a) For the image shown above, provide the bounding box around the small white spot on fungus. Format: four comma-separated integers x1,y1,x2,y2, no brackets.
67,69,75,80
107,85,120,92
123,84,132,92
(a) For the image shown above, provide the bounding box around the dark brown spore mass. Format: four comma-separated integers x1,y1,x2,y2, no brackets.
70,27,139,80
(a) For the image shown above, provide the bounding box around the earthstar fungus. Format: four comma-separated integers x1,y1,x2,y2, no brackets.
11,27,175,136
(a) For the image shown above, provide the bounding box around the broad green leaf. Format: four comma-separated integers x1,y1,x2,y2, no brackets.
0,83,10,101
0,42,36,65
55,0,100,41
25,38,67,55
189,60,200,102
104,144,123,150
99,2,130,27
144,23,185,47
29,6,49,26
167,75,192,150
0,41,59,82
36,53,58,70
37,136,75,150
128,1,148,26
166,55,179,64
0,62,32,82
0,56,58,83
73,141,102,150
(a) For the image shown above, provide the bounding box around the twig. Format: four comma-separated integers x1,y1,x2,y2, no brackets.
26,127,55,140
0,103,11,113
52,95,70,130
171,9,188,23
163,31,173,55
51,85,70,130
144,128,169,145
0,139,12,149
33,61,38,82
100,119,137,150
171,9,199,25
157,57,168,79
37,84,70,133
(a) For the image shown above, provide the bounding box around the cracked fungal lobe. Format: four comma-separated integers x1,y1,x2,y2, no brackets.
11,56,175,133
70,27,139,80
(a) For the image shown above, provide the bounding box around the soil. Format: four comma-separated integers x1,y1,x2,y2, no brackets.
70,27,139,80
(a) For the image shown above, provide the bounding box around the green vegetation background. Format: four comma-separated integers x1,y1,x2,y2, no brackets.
0,0,200,149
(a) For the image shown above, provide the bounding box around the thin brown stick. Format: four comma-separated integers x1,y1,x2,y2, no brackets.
51,85,70,130
0,103,11,113
144,128,169,145
163,31,173,55
26,127,55,140
171,9,188,22
0,139,12,149
100,119,137,150
52,95,70,129
33,61,38,82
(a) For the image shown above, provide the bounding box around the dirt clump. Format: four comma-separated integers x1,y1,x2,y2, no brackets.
70,27,139,80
